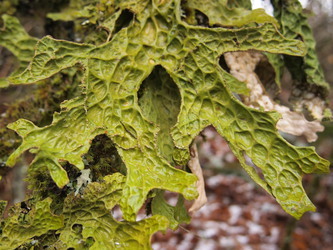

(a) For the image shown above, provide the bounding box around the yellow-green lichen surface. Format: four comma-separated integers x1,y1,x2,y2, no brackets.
0,0,330,248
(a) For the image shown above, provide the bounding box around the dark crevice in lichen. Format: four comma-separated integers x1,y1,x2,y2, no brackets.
194,9,209,27
219,54,230,73
0,46,17,78
26,163,75,214
138,65,181,128
255,56,280,98
114,9,134,35
180,2,210,27
45,19,75,41
83,134,127,180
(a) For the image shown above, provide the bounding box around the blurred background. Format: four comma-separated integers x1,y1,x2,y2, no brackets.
0,0,332,249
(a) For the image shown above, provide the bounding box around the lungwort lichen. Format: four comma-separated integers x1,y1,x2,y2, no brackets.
0,0,330,248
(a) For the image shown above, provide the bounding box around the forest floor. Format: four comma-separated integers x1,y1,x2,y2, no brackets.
152,128,333,250
152,169,333,250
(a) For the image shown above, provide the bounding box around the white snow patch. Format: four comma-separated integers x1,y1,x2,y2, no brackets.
111,206,123,220
251,209,260,223
236,235,249,244
196,202,220,217
202,220,221,229
200,221,245,235
266,227,280,244
136,213,146,221
198,227,219,238
219,222,246,234
260,244,279,250
219,237,235,248
168,237,178,246
167,197,178,206
235,182,254,193
202,128,216,139
152,243,161,250
225,152,235,163
206,175,225,188
247,221,264,235
251,0,274,16
260,202,280,213
205,154,225,167
195,239,216,250
299,0,308,7
310,212,322,222
228,205,242,224
177,233,194,250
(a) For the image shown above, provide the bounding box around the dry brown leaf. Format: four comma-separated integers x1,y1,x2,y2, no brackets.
188,143,207,213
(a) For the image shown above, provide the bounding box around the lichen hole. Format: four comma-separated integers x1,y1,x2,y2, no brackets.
138,65,181,163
